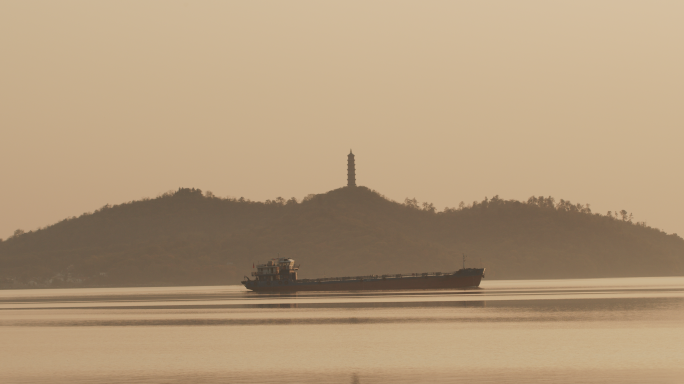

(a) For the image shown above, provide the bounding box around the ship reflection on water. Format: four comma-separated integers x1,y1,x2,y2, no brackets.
0,277,683,384
255,300,487,309
256,302,300,309
252,288,487,309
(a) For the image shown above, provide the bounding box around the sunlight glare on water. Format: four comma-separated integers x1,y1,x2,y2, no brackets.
1,277,683,383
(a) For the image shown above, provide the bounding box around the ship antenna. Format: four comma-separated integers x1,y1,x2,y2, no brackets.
463,253,466,269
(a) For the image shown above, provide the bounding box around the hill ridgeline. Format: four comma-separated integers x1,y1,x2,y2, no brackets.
1,186,683,288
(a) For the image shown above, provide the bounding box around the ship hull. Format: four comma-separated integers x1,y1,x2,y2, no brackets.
242,269,484,292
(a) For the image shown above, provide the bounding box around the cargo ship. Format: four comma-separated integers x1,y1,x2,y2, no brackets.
241,257,485,292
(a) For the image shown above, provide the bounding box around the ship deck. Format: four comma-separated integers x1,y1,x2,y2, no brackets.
243,268,485,292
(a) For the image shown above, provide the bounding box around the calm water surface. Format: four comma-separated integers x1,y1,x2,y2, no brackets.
1,277,683,383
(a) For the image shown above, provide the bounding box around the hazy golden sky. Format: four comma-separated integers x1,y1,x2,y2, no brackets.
1,1,683,239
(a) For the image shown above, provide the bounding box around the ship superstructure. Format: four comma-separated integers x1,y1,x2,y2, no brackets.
251,258,300,283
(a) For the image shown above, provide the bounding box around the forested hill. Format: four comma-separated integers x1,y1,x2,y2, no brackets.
1,187,683,288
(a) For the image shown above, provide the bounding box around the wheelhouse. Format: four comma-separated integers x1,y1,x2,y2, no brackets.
251,258,299,282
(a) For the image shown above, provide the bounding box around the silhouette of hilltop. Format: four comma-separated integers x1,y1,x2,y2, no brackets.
1,186,683,288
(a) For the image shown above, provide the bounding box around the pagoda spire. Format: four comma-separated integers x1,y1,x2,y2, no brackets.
347,150,356,187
